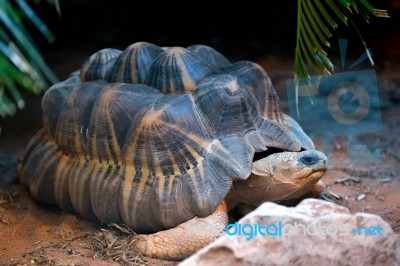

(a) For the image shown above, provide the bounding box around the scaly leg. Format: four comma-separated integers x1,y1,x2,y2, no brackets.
132,201,228,260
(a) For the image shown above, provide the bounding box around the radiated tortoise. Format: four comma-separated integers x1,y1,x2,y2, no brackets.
18,42,327,260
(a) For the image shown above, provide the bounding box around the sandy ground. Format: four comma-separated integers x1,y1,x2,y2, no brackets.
0,53,399,265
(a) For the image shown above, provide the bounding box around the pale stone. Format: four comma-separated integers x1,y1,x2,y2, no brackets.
180,199,400,266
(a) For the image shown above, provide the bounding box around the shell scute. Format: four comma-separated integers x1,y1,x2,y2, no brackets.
144,47,218,93
187,44,231,68
105,42,163,84
80,48,122,82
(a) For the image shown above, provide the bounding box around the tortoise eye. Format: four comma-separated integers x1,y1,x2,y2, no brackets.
299,151,323,166
300,155,318,166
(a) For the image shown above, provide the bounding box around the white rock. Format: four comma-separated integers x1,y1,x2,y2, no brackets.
180,199,400,266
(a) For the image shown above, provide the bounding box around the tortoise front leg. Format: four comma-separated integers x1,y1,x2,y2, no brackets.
132,201,228,260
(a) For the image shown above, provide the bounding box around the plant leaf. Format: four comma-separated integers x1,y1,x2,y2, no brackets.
14,0,55,43
0,0,60,117
294,0,389,81
293,0,389,118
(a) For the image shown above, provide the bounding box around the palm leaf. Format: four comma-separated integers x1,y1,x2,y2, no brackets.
294,0,389,81
0,0,59,117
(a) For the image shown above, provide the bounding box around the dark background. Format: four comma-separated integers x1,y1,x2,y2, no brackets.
0,0,399,136
28,0,399,79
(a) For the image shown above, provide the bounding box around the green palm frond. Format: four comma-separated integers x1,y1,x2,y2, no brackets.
295,0,389,80
0,0,59,117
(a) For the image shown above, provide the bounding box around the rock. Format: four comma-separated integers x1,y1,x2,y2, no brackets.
180,199,400,266
357,193,366,201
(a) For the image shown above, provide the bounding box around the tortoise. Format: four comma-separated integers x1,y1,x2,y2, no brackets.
17,42,327,260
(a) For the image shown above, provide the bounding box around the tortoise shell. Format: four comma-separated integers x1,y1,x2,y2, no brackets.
18,42,313,233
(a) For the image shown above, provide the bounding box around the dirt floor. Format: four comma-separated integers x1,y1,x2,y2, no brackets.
0,51,399,265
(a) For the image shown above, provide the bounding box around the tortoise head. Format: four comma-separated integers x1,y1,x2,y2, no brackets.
227,149,327,206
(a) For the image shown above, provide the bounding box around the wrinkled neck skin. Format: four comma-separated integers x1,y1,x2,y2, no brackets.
225,169,287,211
225,152,327,211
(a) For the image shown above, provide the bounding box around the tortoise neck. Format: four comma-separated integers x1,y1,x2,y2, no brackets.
225,172,276,208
